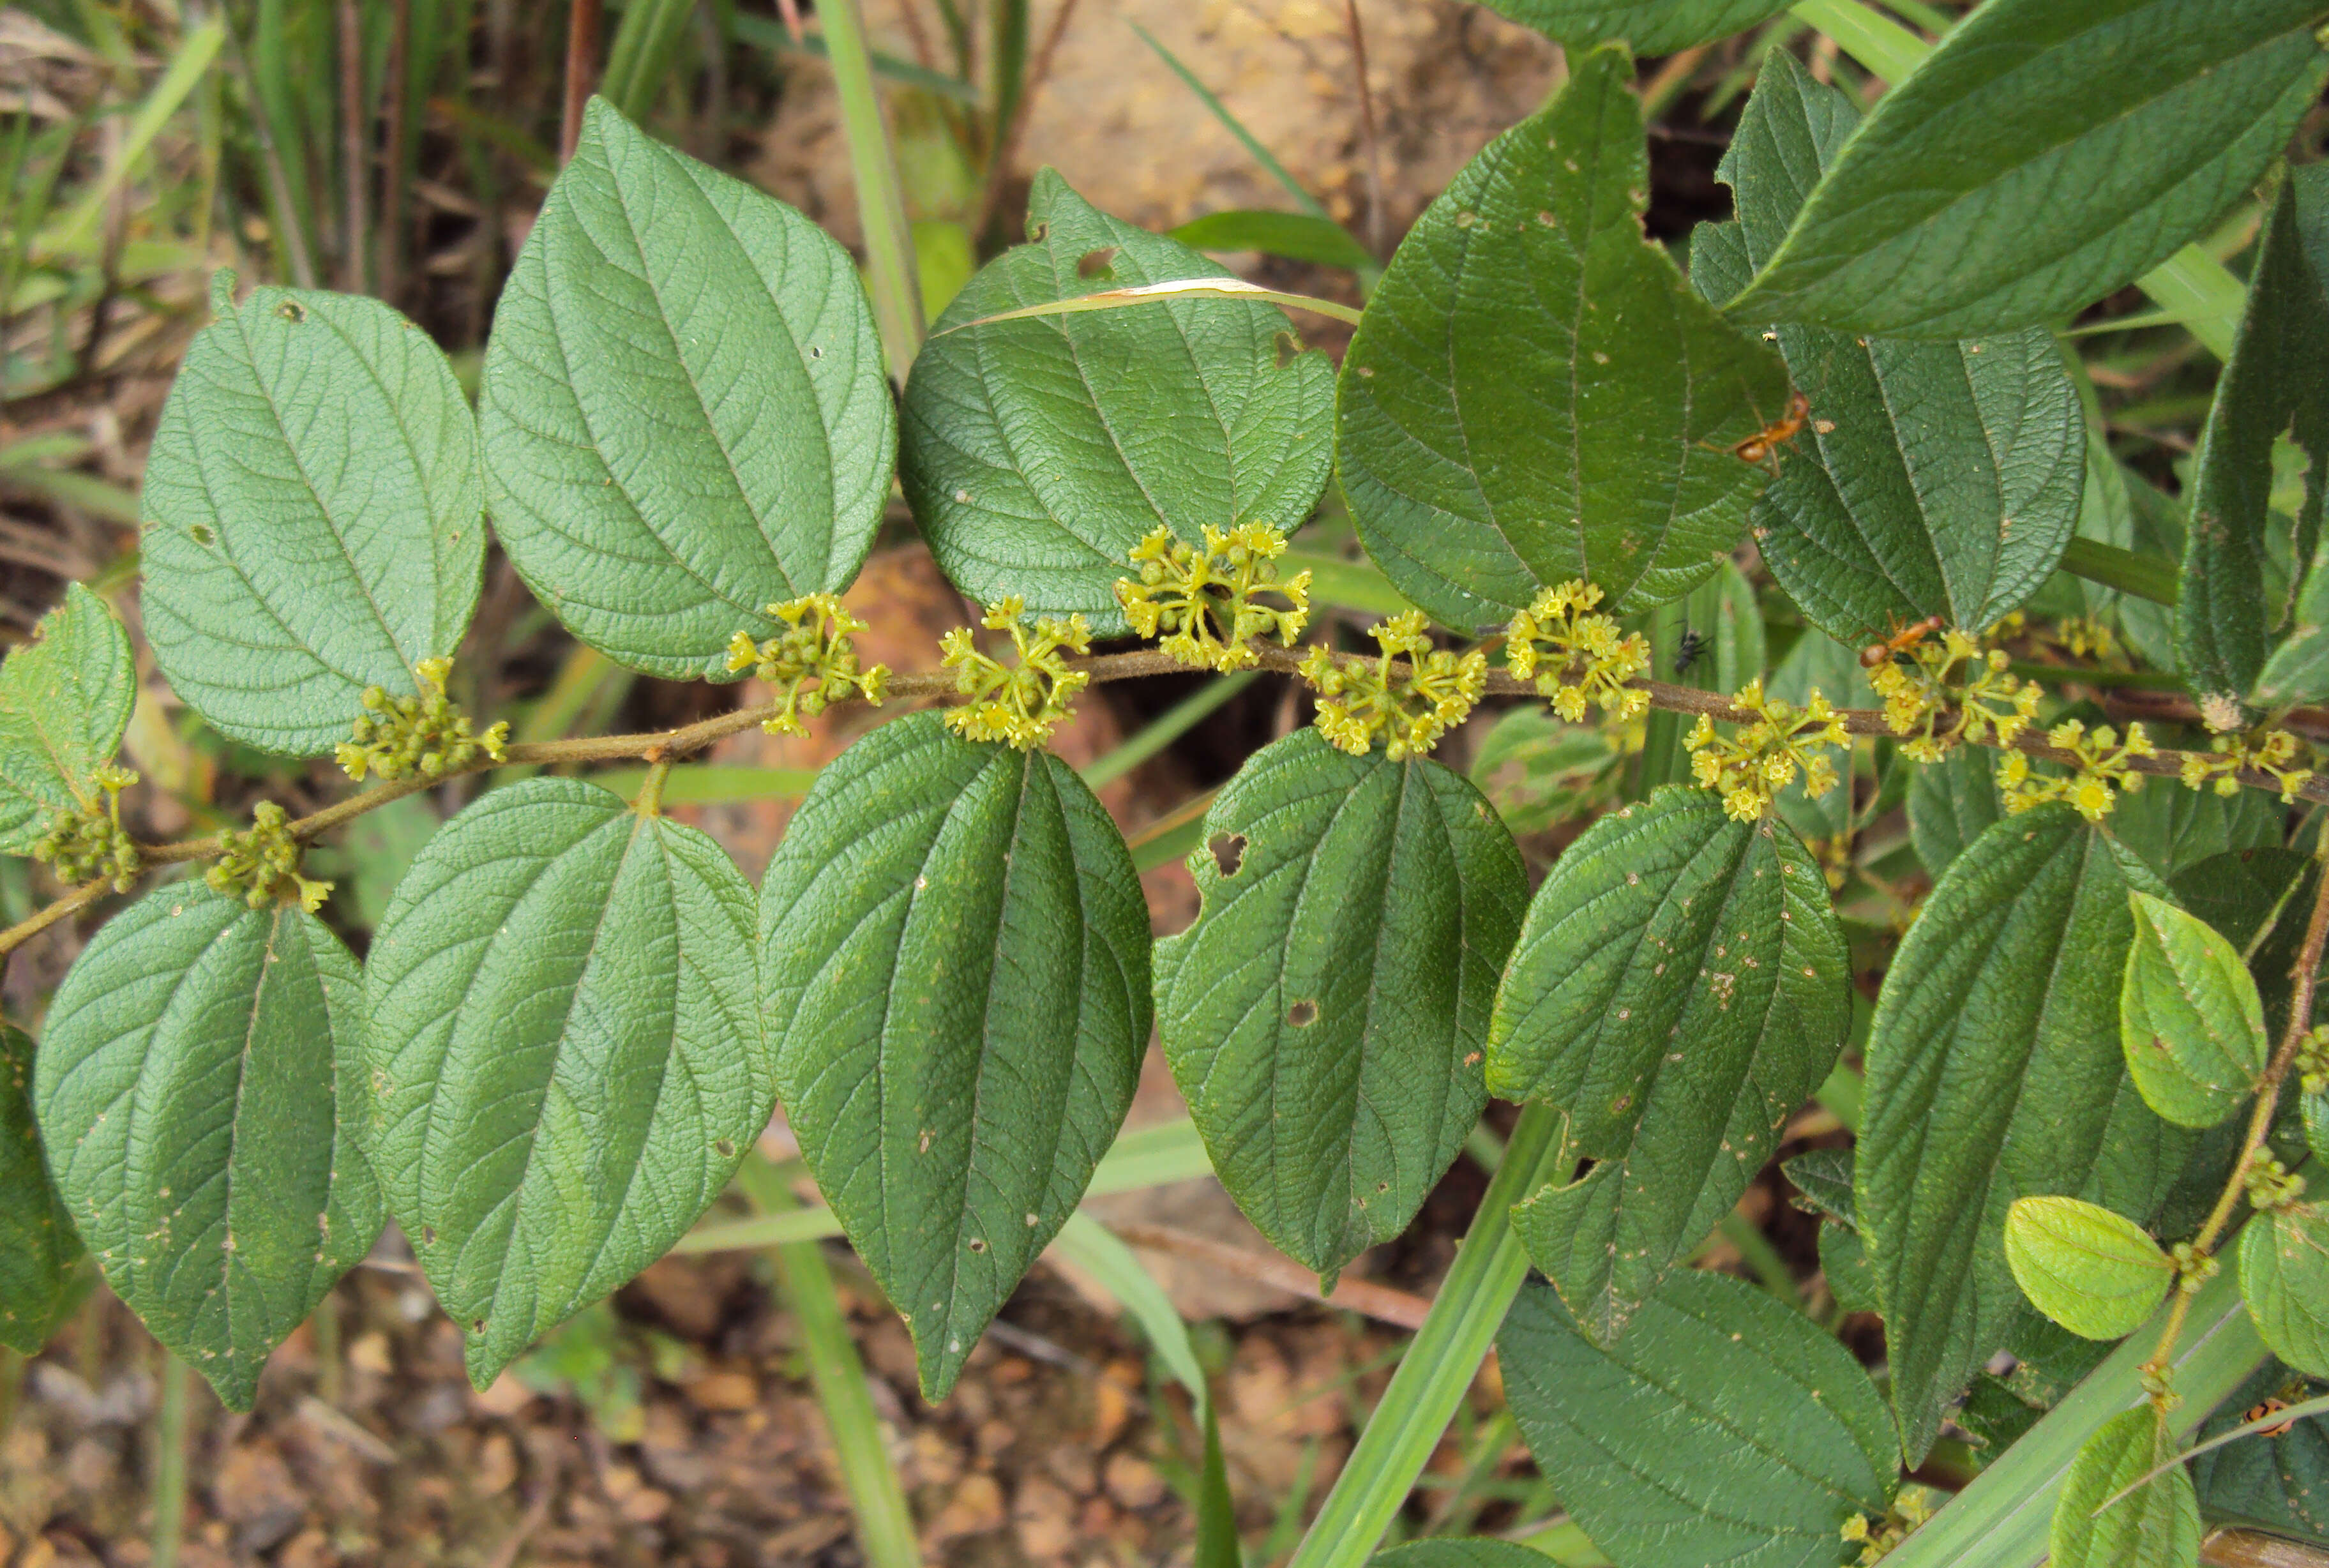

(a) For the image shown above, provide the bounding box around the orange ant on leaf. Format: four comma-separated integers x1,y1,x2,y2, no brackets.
1858,614,1944,669
1731,389,1811,476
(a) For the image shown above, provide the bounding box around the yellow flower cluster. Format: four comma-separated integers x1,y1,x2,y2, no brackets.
1999,720,2155,820
1864,629,2040,763
1298,611,1487,760
337,657,510,782
207,801,333,912
1685,679,1851,822
1843,1488,1935,1567
2179,727,2314,803
32,764,141,892
725,593,891,736
1113,523,1311,671
940,598,1092,750
1504,580,1652,723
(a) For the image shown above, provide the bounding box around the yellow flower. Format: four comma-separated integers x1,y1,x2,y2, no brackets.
1505,580,1651,724
1682,679,1853,820
940,598,1092,750
1299,612,1486,760
1113,522,1311,670
726,593,889,736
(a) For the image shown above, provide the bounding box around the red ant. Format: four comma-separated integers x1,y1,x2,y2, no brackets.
1731,390,1811,476
1858,614,1943,669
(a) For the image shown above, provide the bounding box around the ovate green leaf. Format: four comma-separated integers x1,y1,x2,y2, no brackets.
0,1023,82,1354
0,583,134,852
2004,1195,2174,1341
479,99,894,679
2109,783,2282,887
1712,53,2083,645
140,283,483,755
2121,892,2269,1129
1475,0,1788,52
1499,1269,1897,1568
2050,1407,2201,1568
1858,806,2191,1462
1906,747,2001,881
2180,167,2329,721
34,883,381,1408
1336,44,1788,628
759,712,1150,1398
2241,1204,2329,1380
1725,0,2329,340
901,170,1332,630
1156,729,1524,1278
364,776,769,1388
1489,788,1848,1337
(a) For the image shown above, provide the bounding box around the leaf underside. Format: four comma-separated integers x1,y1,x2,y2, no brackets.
2120,891,2268,1129
1155,728,1526,1279
759,712,1152,1399
2241,1204,2329,1380
2050,1406,2202,1568
0,582,135,852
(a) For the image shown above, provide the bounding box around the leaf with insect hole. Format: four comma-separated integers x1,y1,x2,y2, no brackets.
1700,53,2084,645
1488,787,1850,1340
363,776,768,1389
1155,729,1525,1279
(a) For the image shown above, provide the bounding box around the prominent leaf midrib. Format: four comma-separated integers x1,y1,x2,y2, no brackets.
228,309,415,679
210,907,292,1366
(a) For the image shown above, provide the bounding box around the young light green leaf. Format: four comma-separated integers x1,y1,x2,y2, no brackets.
1724,0,2329,340
1858,806,2192,1463
759,712,1150,1399
34,883,381,1409
1498,1269,1897,1568
1336,43,1788,628
1154,729,1525,1280
2188,1362,2329,1546
1906,747,2001,881
2240,1204,2329,1380
140,282,483,755
900,170,1332,631
479,98,894,679
364,776,769,1389
2004,1195,2174,1341
1711,52,2084,645
1475,0,1788,52
2180,167,2329,722
0,1023,83,1355
0,583,134,852
2050,1407,2201,1568
1488,788,1848,1338
2121,892,2270,1129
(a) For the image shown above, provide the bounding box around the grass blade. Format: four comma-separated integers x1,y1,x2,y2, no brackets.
1172,210,1376,273
1082,672,1257,790
818,0,924,379
47,17,227,259
931,276,1362,333
601,0,697,121
1129,22,1325,223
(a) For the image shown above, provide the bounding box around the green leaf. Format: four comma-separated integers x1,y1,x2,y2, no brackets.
139,282,483,755
1858,806,2193,1463
0,1023,83,1354
2189,1362,2329,1545
900,170,1333,631
1712,52,2084,645
1156,728,1525,1278
2241,1203,2329,1380
1368,1544,1551,1568
1784,1145,1857,1228
34,882,381,1409
2181,167,2329,720
2121,892,2270,1129
1906,747,2001,881
2257,532,2329,707
1474,0,1788,52
1170,209,1376,272
1766,626,1873,848
363,776,769,1389
1498,1269,1897,1568
758,712,1150,1399
1724,0,2329,340
1336,44,1788,628
1821,1221,1883,1318
1469,707,1622,838
0,582,134,852
2109,783,2282,887
1488,788,1850,1338
2050,1407,2201,1568
2004,1195,2175,1341
478,98,894,679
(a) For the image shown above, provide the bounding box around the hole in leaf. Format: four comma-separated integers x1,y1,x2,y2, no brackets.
1287,999,1318,1027
1569,1157,1597,1184
968,1238,986,1253
1029,219,1050,242
1274,330,1300,370
188,523,215,546
1078,246,1118,280
471,1318,486,1333
808,344,824,359
1209,833,1246,877
422,1226,437,1245
276,299,306,323
713,1138,735,1159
